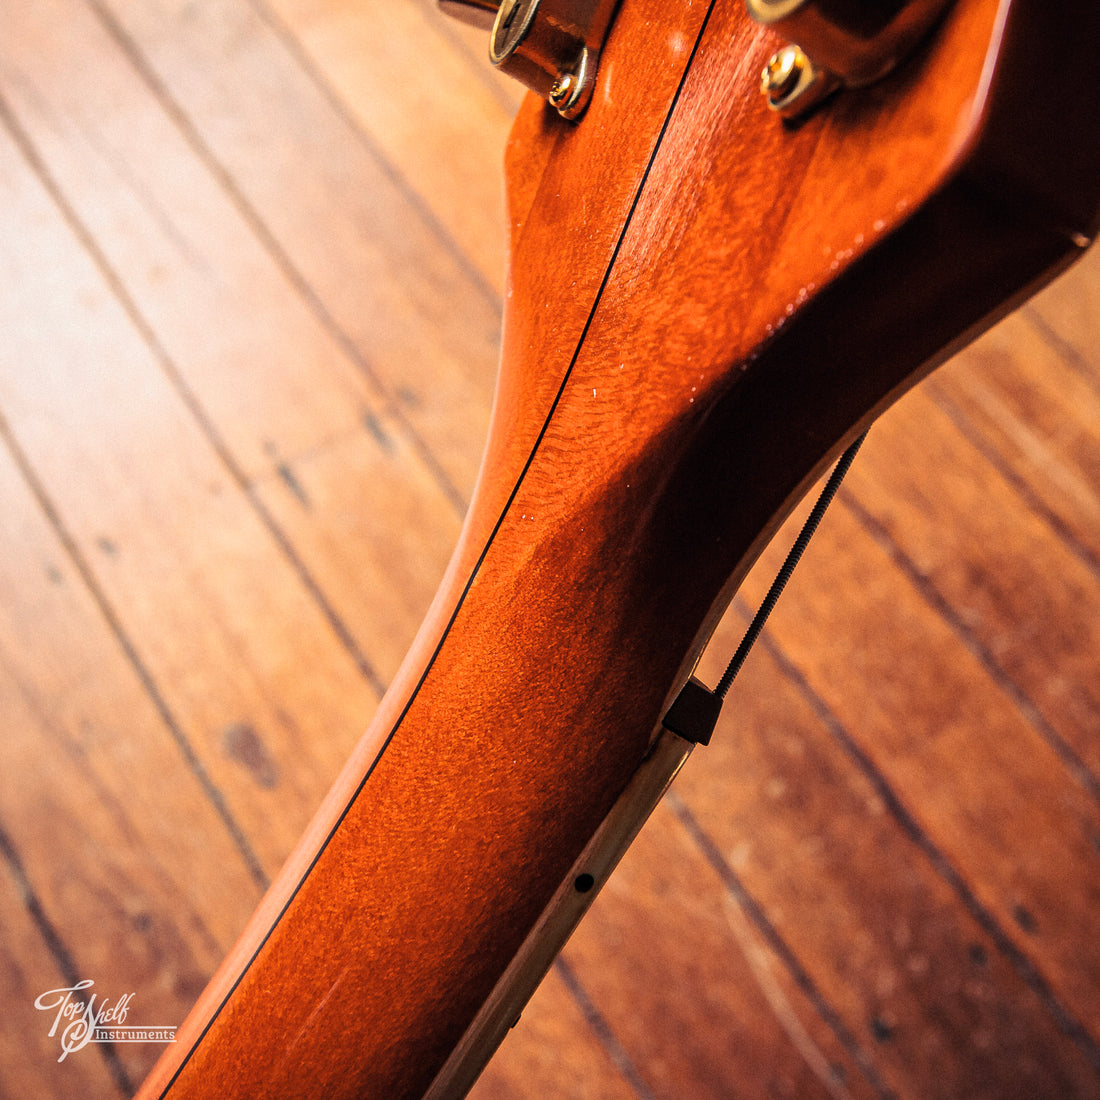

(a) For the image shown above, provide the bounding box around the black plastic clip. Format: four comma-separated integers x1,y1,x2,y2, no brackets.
661,677,722,747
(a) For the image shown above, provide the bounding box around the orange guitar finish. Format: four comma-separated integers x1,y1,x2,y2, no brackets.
139,0,1099,1096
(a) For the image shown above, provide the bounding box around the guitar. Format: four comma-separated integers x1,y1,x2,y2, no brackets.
131,0,1100,1096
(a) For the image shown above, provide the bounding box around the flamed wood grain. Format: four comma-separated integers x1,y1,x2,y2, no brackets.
466,0,718,557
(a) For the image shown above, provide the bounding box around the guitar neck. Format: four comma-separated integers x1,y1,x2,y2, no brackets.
139,0,1099,1095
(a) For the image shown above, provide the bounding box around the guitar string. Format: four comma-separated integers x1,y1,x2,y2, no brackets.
715,431,867,699
664,432,866,746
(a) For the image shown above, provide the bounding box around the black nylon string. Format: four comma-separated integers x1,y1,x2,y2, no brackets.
714,432,867,700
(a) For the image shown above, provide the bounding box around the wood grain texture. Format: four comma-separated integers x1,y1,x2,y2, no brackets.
0,99,376,874
92,0,503,499
140,0,1100,1095
0,0,1096,1097
0,432,263,1089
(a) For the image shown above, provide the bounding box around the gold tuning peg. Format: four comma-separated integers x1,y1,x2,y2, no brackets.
748,0,957,117
436,0,622,120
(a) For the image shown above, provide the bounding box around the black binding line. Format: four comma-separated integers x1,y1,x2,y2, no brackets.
157,3,722,1092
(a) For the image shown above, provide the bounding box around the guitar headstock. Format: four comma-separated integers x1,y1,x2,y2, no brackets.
442,0,1098,662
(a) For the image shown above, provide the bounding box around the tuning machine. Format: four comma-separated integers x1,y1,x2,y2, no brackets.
438,0,622,119
749,0,957,118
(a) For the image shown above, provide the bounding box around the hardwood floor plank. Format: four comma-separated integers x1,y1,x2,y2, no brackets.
930,316,1100,569
1024,243,1100,379
0,0,466,688
258,0,518,297
731,483,1100,1053
681,623,1100,1098
471,964,640,1100
0,433,262,1088
0,843,125,1099
91,0,502,498
560,799,882,1100
252,423,461,687
0,114,376,875
844,387,1100,786
0,0,423,486
415,0,528,116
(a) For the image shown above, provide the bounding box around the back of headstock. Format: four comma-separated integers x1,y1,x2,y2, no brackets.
457,0,1099,682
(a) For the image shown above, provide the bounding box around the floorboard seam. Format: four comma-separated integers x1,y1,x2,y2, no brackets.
1024,305,1100,400
747,616,1100,1077
0,818,135,1097
553,956,658,1100
82,0,471,519
245,0,505,313
0,77,389,702
841,487,1100,804
929,380,1100,584
0,402,270,894
666,790,896,1100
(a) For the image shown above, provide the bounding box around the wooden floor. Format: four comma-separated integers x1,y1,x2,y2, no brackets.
1,1,1098,1097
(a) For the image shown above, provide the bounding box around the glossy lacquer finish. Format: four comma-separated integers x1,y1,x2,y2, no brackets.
139,0,1099,1095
